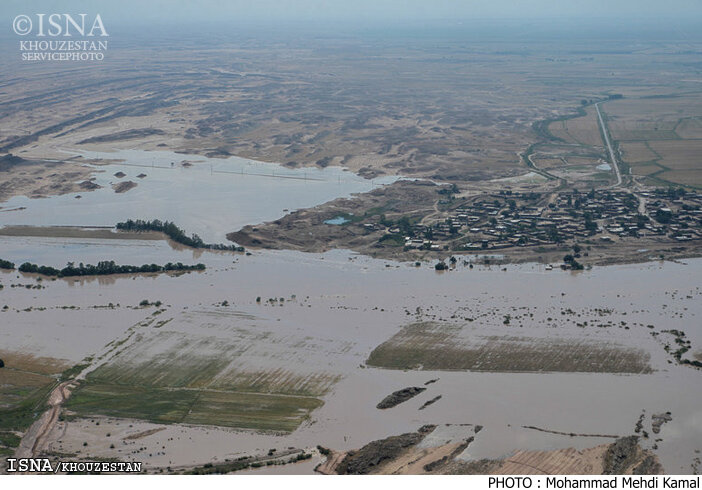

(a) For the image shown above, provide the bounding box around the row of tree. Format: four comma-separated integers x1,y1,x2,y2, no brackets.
17,260,205,278
0,259,14,270
116,219,244,251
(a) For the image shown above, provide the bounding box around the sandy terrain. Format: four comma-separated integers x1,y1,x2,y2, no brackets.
0,156,100,202
317,427,661,475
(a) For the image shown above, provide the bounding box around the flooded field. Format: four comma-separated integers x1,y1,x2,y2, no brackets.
367,321,653,373
1,148,700,474
1,236,701,472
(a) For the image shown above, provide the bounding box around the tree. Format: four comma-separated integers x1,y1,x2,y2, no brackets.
547,226,562,243
0,259,14,270
116,219,243,251
667,187,685,199
438,183,459,196
17,259,205,277
583,212,597,233
655,208,672,224
397,216,413,235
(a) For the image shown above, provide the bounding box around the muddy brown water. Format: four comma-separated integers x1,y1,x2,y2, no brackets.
1,241,700,473
0,148,700,474
0,149,397,243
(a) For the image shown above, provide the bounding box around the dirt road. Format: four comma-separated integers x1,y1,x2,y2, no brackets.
14,381,75,459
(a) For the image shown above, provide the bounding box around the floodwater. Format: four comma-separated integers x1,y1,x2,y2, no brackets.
0,149,397,242
323,216,351,225
1,148,701,474
0,235,214,268
2,240,701,473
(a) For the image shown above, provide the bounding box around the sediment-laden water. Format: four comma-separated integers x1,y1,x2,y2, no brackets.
0,148,700,474
0,149,397,242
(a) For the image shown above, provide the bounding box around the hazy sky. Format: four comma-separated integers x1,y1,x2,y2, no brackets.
3,0,702,25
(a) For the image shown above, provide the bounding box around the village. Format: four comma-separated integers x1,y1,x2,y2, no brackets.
386,187,702,260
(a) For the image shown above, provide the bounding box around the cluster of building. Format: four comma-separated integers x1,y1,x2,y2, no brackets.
398,188,702,251
640,189,702,242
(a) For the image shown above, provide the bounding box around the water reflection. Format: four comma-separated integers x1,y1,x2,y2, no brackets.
1,149,398,242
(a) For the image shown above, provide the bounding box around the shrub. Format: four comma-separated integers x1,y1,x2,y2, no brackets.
434,261,448,271
0,259,15,270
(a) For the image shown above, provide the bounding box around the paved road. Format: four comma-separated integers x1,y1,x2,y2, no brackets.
595,102,622,187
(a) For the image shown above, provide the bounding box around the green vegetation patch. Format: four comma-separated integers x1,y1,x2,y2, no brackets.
66,383,322,432
62,314,338,432
0,352,70,433
0,431,22,448
0,258,15,270
0,371,57,432
60,359,93,382
367,322,651,374
183,390,322,432
116,219,244,252
18,260,204,278
65,384,198,424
